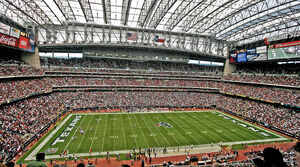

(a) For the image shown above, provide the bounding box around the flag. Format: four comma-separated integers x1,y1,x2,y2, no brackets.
127,33,137,40
89,148,92,154
155,35,165,43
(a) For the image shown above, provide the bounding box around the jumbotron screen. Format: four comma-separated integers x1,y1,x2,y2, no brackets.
268,40,300,60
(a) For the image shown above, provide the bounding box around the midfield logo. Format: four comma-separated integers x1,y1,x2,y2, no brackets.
155,122,172,128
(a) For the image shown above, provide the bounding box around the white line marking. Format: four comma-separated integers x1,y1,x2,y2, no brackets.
90,115,101,152
76,115,94,153
120,115,127,150
25,114,73,161
101,114,109,151
63,115,87,153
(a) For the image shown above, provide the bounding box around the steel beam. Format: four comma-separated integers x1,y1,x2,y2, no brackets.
219,2,300,40
137,0,158,27
148,0,177,29
78,0,94,22
52,0,76,21
182,0,239,32
102,0,111,24
121,0,132,25
164,0,205,30
213,0,298,37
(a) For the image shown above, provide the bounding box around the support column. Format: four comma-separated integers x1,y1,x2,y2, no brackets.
223,46,236,75
21,28,41,68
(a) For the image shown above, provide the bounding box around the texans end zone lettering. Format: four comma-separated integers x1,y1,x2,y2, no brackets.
155,122,172,128
51,115,82,146
218,114,271,137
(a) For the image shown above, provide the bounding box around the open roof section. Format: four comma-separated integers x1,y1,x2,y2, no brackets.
1,0,300,44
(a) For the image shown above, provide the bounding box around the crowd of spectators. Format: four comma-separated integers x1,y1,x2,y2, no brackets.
234,63,300,75
0,93,65,161
0,58,299,164
40,57,223,74
221,83,300,106
0,65,43,77
0,77,220,104
223,74,300,86
0,75,298,108
0,91,298,162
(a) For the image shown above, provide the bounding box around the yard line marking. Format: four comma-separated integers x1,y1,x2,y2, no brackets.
132,114,152,147
189,112,232,142
76,115,94,153
120,115,127,150
213,113,258,141
144,114,172,147
192,112,236,141
64,115,87,153
101,114,109,152
89,114,101,153
113,114,116,151
175,113,214,143
126,114,139,149
160,113,193,145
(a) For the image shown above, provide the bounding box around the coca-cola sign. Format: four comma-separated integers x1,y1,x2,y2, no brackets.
0,33,19,47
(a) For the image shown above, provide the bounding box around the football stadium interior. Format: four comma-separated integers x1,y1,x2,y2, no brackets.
0,0,299,166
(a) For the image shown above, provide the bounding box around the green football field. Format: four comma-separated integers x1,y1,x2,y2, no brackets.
27,110,287,159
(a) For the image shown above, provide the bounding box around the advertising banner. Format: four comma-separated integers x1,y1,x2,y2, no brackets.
256,46,267,53
28,34,35,52
0,22,10,35
20,31,30,38
0,33,19,47
275,40,300,48
247,46,267,61
237,53,247,62
18,36,29,49
10,27,20,38
246,48,256,55
229,50,237,63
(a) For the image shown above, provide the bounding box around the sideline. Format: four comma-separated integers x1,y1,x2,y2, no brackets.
39,138,287,160
25,114,73,161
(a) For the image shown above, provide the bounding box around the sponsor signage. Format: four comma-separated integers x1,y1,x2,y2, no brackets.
10,27,20,38
229,50,237,63
18,36,29,49
237,49,246,53
0,33,19,47
28,34,35,52
20,31,30,38
246,48,256,55
256,46,267,53
0,22,10,35
237,52,247,62
51,115,81,146
218,114,271,137
275,40,300,48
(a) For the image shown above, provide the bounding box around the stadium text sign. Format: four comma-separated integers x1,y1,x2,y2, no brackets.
219,114,271,137
0,33,19,47
51,115,82,146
